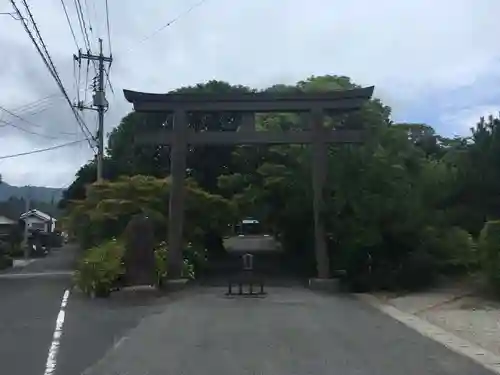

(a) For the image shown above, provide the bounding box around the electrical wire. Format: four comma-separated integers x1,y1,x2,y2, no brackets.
73,0,91,51
59,0,79,50
11,0,96,150
0,103,77,137
0,139,87,160
105,0,112,54
0,118,69,139
1,102,55,123
84,59,90,103
125,0,210,53
83,0,94,38
103,64,114,95
74,56,80,103
7,93,61,114
90,0,100,37
0,11,23,20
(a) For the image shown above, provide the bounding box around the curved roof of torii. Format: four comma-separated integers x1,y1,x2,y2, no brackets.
123,86,375,113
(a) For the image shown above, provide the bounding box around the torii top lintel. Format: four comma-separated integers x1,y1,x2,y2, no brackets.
123,86,375,113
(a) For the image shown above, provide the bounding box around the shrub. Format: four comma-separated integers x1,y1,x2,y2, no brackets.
154,242,196,287
422,226,477,274
478,220,500,294
75,239,197,297
183,242,207,276
74,239,125,297
441,227,477,272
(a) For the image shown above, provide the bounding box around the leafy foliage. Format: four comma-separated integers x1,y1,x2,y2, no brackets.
478,221,500,294
64,175,234,250
74,239,125,296
154,242,196,286
74,239,196,296
62,75,500,292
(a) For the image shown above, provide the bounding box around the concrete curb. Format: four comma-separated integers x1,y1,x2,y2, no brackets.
356,293,500,374
0,271,74,279
412,291,476,315
12,259,37,268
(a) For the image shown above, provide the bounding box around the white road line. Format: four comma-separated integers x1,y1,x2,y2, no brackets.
43,289,70,375
357,293,500,374
0,271,74,279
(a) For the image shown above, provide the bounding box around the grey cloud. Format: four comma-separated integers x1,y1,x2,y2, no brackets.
1,0,500,186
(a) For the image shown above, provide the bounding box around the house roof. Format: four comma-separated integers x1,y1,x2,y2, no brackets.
20,209,57,222
0,215,15,225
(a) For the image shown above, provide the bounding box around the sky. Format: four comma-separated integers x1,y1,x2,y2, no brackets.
0,0,499,188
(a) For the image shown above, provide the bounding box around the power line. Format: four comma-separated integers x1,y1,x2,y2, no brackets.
10,0,95,150
105,0,112,54
0,10,24,20
90,0,100,37
21,1,59,80
0,139,87,160
10,93,61,113
0,103,77,137
73,0,91,51
0,118,69,139
126,0,210,53
0,94,61,124
59,0,79,50
103,64,114,95
83,0,94,38
21,0,95,143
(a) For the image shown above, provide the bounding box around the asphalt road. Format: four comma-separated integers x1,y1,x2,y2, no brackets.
0,245,162,375
86,287,495,375
0,247,496,375
0,277,69,375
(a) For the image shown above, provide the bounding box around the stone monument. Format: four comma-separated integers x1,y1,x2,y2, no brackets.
123,214,156,286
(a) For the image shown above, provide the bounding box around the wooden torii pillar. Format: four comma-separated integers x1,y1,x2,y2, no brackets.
123,87,374,280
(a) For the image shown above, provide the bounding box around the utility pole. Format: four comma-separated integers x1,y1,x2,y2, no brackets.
22,186,31,260
73,38,112,182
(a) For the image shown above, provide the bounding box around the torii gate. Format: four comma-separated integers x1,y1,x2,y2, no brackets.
123,86,374,281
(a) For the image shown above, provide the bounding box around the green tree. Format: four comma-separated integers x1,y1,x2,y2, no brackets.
65,175,234,250
61,74,491,290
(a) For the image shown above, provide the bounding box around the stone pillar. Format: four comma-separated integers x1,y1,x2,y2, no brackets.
167,110,188,279
311,107,330,279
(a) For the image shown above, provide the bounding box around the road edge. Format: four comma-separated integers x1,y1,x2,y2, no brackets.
356,293,500,374
0,271,74,279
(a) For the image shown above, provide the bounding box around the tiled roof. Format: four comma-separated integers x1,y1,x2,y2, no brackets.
20,209,57,222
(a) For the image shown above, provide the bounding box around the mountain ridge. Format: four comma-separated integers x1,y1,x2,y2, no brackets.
0,182,63,203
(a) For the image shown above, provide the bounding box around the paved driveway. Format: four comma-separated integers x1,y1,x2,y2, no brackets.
85,287,494,375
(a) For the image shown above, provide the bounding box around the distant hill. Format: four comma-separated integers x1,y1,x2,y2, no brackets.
0,182,63,203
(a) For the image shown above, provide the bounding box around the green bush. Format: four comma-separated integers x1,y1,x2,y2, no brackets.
340,239,439,293
478,220,500,294
154,242,196,287
75,239,197,297
74,239,125,297
441,227,477,271
422,226,477,273
183,242,207,276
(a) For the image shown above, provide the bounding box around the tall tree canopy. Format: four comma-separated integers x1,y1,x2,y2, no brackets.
62,75,500,291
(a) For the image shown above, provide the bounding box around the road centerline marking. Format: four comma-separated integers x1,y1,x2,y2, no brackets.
43,289,70,375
